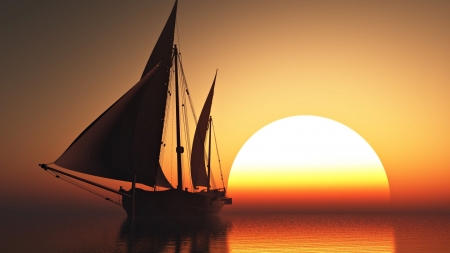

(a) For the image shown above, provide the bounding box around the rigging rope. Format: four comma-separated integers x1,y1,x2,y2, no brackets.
212,118,226,189
45,170,122,207
178,55,198,124
170,70,175,186
180,66,195,191
175,17,181,59
176,50,199,191
160,55,175,163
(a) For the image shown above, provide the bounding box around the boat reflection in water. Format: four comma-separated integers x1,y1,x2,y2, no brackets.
115,215,230,253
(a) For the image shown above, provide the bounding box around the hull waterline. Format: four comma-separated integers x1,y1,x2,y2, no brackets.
120,188,231,216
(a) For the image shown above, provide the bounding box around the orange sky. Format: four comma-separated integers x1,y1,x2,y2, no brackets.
0,0,449,213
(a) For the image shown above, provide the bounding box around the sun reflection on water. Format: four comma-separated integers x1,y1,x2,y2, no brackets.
225,214,394,253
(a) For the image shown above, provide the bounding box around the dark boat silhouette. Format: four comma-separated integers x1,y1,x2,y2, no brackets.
39,0,232,216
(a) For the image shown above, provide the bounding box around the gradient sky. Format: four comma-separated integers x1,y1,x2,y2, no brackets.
1,0,449,213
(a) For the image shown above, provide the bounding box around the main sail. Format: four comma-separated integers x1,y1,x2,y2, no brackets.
141,1,177,78
190,72,217,188
55,1,178,189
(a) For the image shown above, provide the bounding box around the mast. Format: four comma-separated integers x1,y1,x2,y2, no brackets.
131,174,136,217
174,45,183,191
207,116,212,192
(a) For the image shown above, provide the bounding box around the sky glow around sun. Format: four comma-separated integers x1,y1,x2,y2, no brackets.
228,116,390,211
2,1,450,214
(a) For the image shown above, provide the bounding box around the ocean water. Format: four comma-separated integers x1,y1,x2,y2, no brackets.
1,211,449,253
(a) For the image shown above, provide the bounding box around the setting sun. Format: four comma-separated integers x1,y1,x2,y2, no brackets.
228,116,390,212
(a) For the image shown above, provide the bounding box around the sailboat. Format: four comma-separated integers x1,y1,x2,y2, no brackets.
39,0,232,216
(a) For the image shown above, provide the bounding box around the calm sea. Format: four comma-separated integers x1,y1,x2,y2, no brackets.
1,211,449,252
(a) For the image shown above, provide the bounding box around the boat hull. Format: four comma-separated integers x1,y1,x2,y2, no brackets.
120,188,229,216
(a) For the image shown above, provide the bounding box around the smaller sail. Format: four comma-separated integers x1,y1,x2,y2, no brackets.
190,72,217,188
